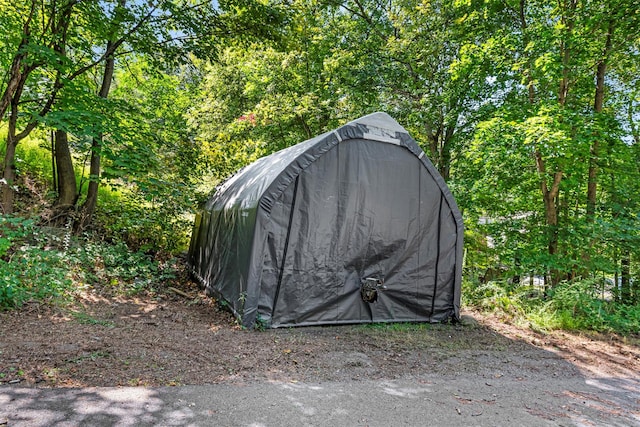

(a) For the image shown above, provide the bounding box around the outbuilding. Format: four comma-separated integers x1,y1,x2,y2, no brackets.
188,112,463,328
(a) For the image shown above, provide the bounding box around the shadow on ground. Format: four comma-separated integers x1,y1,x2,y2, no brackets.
1,377,639,426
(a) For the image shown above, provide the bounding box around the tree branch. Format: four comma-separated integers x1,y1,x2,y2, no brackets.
549,170,563,200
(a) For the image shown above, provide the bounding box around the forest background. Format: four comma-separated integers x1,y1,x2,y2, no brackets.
1,0,639,334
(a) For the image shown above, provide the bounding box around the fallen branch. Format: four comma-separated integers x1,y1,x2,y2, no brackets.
168,287,191,298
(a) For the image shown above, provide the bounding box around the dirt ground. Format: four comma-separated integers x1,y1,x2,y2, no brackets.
1,278,639,389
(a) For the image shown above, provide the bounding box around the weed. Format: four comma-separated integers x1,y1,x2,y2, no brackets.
71,311,115,327
67,351,110,364
43,368,59,380
68,240,177,295
97,186,193,254
254,314,268,331
128,378,143,386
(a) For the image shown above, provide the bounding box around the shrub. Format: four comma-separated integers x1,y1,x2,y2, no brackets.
68,239,177,295
545,280,640,334
463,277,640,335
462,279,528,319
96,183,193,254
0,214,179,309
0,216,72,309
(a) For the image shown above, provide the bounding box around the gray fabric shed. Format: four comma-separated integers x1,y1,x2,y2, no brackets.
188,112,463,328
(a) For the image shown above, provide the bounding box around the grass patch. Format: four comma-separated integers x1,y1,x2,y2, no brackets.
67,351,111,364
70,311,115,327
354,321,471,351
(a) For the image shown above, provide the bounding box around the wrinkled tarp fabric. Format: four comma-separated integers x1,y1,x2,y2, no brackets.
189,113,463,328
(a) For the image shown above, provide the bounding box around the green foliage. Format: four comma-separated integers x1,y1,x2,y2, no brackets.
97,183,193,254
83,59,204,254
464,278,640,335
188,44,335,182
0,125,52,182
0,214,178,309
462,280,529,319
454,0,640,287
68,240,177,295
540,281,640,334
253,314,268,332
0,216,72,309
2,0,639,332
14,132,54,180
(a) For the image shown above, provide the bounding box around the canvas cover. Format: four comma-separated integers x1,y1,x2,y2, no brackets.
188,112,464,328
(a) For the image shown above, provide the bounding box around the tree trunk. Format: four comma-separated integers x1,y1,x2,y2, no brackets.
439,144,451,181
536,150,563,285
586,19,614,221
54,130,78,209
51,131,57,192
1,0,75,214
1,132,18,215
557,0,575,106
544,197,558,245
427,130,439,170
0,53,27,122
79,137,102,229
424,122,453,181
620,253,631,303
520,0,563,285
1,88,24,214
78,41,115,230
48,4,78,223
439,126,454,181
0,1,36,121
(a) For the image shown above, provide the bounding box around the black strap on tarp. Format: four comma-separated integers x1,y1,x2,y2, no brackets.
271,175,300,319
430,193,444,319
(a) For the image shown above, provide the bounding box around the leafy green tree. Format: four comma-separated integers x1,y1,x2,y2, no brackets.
190,0,492,184
1,0,284,221
457,0,640,288
1,0,78,213
188,6,348,180
369,0,494,179
46,0,224,227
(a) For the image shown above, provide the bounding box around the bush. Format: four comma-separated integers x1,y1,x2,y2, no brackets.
0,214,179,309
68,239,177,295
96,183,193,254
462,279,529,319
0,216,72,309
545,280,640,334
463,277,640,335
